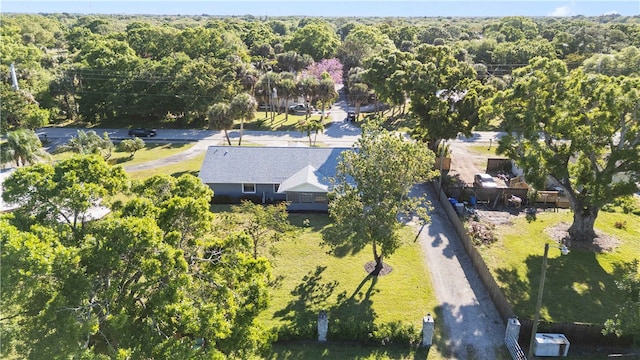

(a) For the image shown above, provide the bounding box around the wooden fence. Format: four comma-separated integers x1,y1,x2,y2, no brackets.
431,181,633,348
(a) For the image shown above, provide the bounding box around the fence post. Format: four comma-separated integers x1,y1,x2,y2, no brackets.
422,313,434,347
317,311,328,342
506,317,521,341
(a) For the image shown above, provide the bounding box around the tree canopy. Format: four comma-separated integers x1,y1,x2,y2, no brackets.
1,159,273,358
482,57,640,241
324,121,437,274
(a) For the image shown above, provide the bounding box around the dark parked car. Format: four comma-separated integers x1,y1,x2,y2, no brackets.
128,128,156,137
473,173,498,188
347,111,356,121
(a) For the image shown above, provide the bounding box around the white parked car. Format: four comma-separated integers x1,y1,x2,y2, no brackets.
473,173,498,188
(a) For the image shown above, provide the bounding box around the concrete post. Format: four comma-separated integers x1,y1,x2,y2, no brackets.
317,311,328,342
422,313,434,347
505,317,521,341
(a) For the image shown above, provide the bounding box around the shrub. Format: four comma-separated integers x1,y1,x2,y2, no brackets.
372,321,420,346
330,318,375,342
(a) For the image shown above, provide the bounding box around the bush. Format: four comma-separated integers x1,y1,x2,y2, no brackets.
330,318,375,342
372,321,420,346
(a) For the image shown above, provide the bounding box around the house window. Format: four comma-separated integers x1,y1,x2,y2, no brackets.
273,184,280,193
300,192,314,203
242,183,256,193
314,194,327,203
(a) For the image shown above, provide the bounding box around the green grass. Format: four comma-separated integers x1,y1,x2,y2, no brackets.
467,144,501,158
127,152,205,180
205,208,457,360
108,142,196,166
478,209,640,325
246,113,331,131
51,142,195,165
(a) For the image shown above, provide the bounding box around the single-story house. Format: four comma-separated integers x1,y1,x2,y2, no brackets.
198,146,352,211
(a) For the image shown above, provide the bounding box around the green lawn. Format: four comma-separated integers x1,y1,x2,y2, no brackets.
246,112,332,132
127,152,205,180
51,142,196,165
108,142,196,166
478,209,640,325
205,207,459,360
467,144,501,158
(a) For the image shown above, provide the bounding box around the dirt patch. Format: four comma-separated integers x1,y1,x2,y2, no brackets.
544,222,621,253
363,261,393,276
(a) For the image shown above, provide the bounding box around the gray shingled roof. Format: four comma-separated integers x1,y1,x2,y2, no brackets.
198,146,352,187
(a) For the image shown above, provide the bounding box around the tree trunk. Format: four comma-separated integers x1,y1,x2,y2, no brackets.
224,130,231,146
371,241,384,275
568,205,599,241
238,120,244,146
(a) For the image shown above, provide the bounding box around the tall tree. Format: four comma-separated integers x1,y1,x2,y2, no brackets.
2,129,49,167
2,154,127,238
324,121,437,274
408,44,484,152
207,102,234,145
230,92,258,146
348,82,370,121
277,76,297,123
297,76,319,120
483,57,640,241
285,21,340,61
316,75,337,122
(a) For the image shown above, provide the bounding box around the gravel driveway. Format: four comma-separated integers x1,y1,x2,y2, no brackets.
412,183,506,359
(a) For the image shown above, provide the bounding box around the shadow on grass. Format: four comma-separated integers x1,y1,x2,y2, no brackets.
273,266,340,339
496,248,622,325
270,268,427,359
320,225,368,258
287,213,331,233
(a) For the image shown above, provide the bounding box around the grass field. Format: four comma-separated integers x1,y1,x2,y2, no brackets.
204,206,462,360
50,142,196,165
478,208,640,325
246,112,332,132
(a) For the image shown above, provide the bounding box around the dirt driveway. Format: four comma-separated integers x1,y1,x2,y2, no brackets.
411,183,506,359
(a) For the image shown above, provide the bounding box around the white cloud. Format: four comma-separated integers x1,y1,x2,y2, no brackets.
548,5,572,17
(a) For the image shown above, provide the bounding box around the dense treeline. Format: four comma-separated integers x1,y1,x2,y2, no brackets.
1,13,639,357
1,13,639,132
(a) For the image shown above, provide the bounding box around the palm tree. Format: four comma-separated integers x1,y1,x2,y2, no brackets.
348,82,370,121
317,76,338,122
258,72,280,122
297,119,325,146
298,76,319,120
230,93,257,146
207,102,234,145
277,76,297,123
3,129,49,167
56,130,114,159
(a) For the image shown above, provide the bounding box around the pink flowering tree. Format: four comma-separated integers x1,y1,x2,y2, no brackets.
303,58,343,85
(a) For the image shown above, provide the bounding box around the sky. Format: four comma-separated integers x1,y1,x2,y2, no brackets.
2,0,639,17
